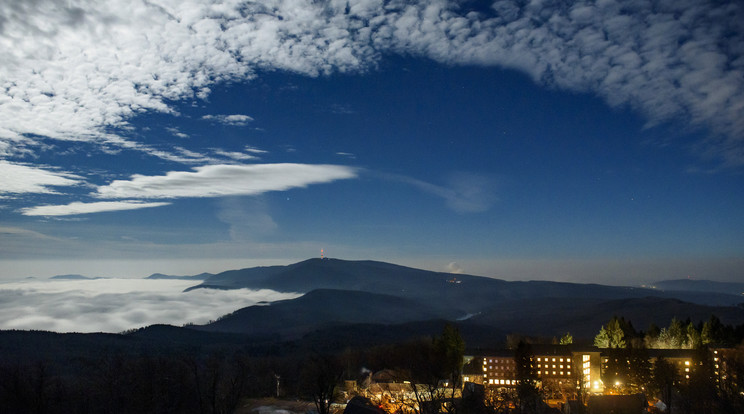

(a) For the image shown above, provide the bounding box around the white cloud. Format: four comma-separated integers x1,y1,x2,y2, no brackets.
0,0,742,165
202,114,254,126
19,200,171,216
95,163,358,199
0,161,83,194
166,127,189,138
0,278,301,333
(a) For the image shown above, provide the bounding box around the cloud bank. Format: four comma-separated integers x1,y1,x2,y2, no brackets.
0,278,301,333
0,0,742,165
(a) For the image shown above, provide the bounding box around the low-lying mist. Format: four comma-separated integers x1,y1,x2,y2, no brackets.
0,278,301,333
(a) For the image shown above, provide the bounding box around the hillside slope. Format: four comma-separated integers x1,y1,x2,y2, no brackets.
198,288,449,336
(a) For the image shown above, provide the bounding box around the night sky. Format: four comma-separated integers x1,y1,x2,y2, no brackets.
1,0,742,284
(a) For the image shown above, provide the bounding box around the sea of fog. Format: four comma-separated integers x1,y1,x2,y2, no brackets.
0,278,301,333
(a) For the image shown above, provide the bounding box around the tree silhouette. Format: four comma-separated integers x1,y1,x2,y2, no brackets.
300,354,343,414
514,341,540,414
652,356,679,413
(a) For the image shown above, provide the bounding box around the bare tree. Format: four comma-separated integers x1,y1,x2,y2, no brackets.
300,354,344,414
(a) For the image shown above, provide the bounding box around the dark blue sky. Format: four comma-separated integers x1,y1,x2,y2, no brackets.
1,1,742,284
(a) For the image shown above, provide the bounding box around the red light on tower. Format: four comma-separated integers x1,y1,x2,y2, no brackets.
321,249,324,259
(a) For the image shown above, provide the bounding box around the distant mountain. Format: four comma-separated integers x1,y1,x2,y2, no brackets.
50,274,101,280
187,258,657,314
192,258,744,339
187,258,743,308
146,272,213,280
652,279,744,296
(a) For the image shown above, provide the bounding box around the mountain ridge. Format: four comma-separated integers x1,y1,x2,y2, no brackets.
189,258,744,338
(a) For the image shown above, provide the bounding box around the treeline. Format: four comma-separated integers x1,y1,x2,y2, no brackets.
593,315,744,414
594,314,744,349
0,351,297,414
0,325,467,414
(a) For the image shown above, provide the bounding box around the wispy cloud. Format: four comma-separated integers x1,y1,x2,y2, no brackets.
20,200,171,217
336,152,356,159
201,114,254,126
1,1,741,165
0,226,61,241
216,197,277,242
17,163,358,216
245,146,268,154
0,161,83,195
383,171,498,213
95,163,358,200
212,149,259,161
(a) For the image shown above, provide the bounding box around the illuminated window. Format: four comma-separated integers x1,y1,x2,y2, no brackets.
685,361,690,366
552,358,556,362
567,358,571,362
560,365,564,369
537,357,541,361
560,371,564,376
538,371,541,375
489,379,493,384
560,358,564,362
